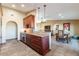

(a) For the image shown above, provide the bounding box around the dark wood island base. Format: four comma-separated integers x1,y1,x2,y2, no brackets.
20,33,50,55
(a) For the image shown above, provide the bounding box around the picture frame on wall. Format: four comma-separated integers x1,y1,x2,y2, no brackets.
63,23,70,31
56,25,59,30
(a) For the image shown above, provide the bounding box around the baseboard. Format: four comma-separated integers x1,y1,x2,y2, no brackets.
6,38,17,40
0,41,6,45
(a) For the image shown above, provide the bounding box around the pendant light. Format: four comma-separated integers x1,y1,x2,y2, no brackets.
37,7,42,23
42,4,47,23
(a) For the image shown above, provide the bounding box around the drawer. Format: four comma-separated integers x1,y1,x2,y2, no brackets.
31,43,42,49
31,38,41,42
31,40,42,46
31,45,42,54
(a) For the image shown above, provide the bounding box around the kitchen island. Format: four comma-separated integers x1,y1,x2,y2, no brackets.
20,32,51,55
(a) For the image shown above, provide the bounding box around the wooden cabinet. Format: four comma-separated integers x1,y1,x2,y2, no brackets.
23,15,35,28
20,33,50,55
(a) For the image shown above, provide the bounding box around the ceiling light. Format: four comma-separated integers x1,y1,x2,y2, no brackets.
61,16,64,18
58,13,64,18
12,4,15,8
41,5,47,23
58,13,62,16
21,4,24,7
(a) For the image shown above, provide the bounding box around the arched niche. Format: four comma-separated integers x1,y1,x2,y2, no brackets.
6,21,18,40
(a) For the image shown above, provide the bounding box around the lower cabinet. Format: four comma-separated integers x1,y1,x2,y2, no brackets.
20,33,50,55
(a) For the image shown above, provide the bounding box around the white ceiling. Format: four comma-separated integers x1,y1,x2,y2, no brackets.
2,3,79,20
2,3,44,13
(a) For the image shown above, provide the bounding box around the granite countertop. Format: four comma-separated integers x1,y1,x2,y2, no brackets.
27,32,49,37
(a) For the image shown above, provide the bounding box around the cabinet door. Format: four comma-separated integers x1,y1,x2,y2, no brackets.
26,34,31,45
23,15,35,28
31,35,42,46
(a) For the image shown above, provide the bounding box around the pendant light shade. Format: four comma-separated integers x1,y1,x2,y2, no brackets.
41,4,47,23
37,4,47,23
37,7,41,23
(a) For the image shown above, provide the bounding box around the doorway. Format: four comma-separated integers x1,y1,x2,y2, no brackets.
6,21,17,40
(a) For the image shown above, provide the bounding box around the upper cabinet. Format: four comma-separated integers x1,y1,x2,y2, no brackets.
23,15,35,28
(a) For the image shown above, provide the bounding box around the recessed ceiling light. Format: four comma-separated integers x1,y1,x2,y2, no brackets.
58,13,62,16
12,4,15,8
58,13,64,18
61,16,64,18
21,4,24,7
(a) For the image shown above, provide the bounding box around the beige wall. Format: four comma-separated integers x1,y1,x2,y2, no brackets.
0,7,1,37
0,7,1,17
0,4,2,43
0,5,1,32
38,20,79,36
0,9,1,17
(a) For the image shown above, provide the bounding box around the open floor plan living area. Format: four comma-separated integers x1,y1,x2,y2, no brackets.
0,3,79,56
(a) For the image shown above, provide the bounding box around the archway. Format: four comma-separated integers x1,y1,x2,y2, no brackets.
6,21,18,40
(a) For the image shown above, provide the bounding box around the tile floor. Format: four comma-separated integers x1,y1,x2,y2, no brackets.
0,37,79,56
